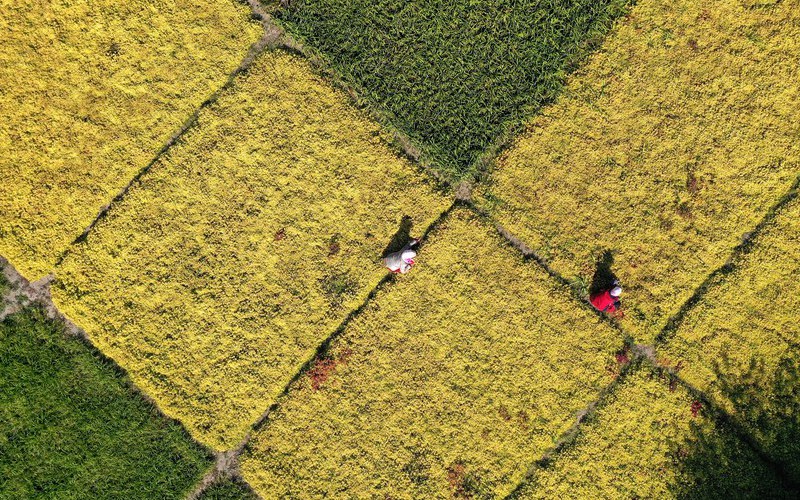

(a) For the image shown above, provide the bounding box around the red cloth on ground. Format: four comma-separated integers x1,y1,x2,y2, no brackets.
590,290,619,312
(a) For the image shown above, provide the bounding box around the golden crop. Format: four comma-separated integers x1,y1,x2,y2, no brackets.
52,50,450,450
240,208,623,498
479,0,800,341
0,0,260,280
660,196,800,476
515,367,786,498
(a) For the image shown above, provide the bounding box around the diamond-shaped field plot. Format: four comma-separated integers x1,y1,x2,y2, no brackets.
276,0,629,180
0,0,261,280
512,366,791,498
52,49,450,450
0,308,211,498
239,208,624,498
660,196,800,481
478,0,800,342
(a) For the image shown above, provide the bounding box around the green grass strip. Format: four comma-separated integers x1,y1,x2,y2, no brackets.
0,308,211,499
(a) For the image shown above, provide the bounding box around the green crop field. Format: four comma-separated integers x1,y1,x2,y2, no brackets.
0,308,211,499
1,0,798,496
277,0,629,180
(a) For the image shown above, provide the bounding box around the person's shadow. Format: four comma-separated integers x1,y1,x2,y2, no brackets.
381,215,413,258
589,250,618,295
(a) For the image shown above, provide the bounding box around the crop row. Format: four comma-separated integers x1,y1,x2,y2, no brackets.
0,0,261,279
661,195,800,481
478,0,800,342
52,50,450,450
239,208,624,498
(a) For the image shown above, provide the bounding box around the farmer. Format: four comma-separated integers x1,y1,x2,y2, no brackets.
590,283,622,314
383,238,419,274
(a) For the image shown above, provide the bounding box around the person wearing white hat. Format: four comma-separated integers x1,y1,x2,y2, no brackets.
383,238,419,274
590,281,623,313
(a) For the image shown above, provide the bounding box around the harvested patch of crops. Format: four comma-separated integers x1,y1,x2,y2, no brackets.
660,196,800,480
278,0,629,180
0,308,211,498
52,50,450,450
512,366,790,498
240,208,623,498
0,0,260,280
479,0,800,341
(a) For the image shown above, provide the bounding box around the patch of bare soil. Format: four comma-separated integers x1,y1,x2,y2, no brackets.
0,256,83,338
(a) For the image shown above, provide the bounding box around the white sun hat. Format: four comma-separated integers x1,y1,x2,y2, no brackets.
401,249,417,262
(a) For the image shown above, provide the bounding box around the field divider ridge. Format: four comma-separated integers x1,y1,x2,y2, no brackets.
502,346,644,500
654,173,800,346
465,200,634,343
53,0,284,267
183,200,459,499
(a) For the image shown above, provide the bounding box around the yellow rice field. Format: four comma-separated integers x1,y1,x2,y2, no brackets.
513,366,788,498
0,0,260,279
3,0,797,495
479,0,800,341
660,195,800,479
52,50,450,450
240,208,623,498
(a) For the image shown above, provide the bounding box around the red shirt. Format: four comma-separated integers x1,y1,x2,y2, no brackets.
590,290,619,313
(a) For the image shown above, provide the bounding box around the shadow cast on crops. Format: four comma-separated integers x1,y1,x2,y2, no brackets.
716,351,800,483
382,215,414,258
672,351,800,498
589,249,618,295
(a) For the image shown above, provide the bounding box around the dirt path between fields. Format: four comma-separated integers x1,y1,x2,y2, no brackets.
0,256,83,337
185,450,241,500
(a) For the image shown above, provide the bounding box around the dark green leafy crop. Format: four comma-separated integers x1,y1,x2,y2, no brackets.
0,308,211,499
279,0,629,180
